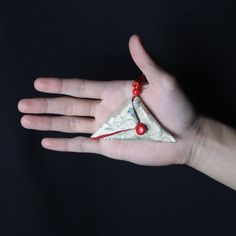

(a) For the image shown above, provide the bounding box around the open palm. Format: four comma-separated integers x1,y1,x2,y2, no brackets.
18,35,199,166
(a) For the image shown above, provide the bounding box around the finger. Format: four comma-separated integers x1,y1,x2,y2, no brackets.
21,115,95,133
100,139,182,166
41,136,102,153
41,135,182,166
128,34,176,89
18,97,99,117
34,77,110,99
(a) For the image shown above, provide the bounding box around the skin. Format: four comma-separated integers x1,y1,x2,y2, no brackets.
18,34,236,190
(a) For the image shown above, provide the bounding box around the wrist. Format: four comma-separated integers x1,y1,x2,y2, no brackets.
187,115,236,168
186,115,236,190
186,115,210,168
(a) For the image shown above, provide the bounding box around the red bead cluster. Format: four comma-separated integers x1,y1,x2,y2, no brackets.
132,81,142,96
132,74,147,136
132,74,145,97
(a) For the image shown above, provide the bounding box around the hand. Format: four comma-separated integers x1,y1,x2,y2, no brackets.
18,34,200,166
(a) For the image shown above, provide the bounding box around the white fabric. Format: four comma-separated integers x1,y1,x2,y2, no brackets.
91,97,176,142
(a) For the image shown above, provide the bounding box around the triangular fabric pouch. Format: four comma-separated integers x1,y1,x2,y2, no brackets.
91,96,176,142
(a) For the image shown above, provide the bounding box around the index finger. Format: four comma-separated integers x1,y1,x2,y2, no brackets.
34,77,110,99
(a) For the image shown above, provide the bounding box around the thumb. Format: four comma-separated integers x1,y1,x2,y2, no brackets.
128,34,174,87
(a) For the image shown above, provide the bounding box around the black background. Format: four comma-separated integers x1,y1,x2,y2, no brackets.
1,0,236,235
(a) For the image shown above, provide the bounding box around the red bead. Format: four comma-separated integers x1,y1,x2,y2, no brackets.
133,88,141,96
136,123,147,135
132,81,140,88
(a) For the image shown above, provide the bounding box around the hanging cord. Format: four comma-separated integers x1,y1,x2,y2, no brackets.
132,74,148,135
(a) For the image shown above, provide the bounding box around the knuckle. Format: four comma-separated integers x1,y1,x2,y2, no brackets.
140,59,155,72
91,120,98,133
67,117,78,132
76,80,85,96
75,137,86,152
41,98,49,113
89,101,97,117
64,139,70,152
59,79,65,94
47,117,53,130
64,98,74,116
